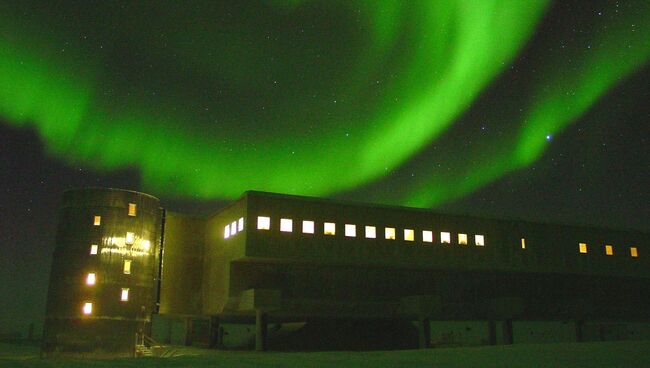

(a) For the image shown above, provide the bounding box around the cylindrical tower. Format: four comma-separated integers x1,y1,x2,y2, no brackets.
42,188,162,357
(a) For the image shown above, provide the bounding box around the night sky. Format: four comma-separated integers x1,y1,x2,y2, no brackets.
1,1,648,335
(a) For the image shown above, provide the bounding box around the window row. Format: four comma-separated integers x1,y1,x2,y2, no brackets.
224,217,245,239
253,216,485,246
82,290,130,316
91,204,138,226
579,243,638,257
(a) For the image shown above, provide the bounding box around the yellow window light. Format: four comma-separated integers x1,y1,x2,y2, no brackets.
83,302,93,315
475,235,485,246
86,273,96,286
90,244,98,255
440,232,451,244
385,227,396,240
458,233,468,245
126,232,135,245
422,230,433,243
631,247,638,258
345,224,357,237
123,260,132,275
257,216,271,230
280,218,293,232
302,220,315,234
141,240,151,251
579,243,588,254
324,222,336,235
128,203,137,217
121,288,129,302
521,238,526,249
605,245,613,256
93,216,101,226
224,224,230,239
404,229,414,241
365,226,376,239
231,221,238,235
238,217,244,232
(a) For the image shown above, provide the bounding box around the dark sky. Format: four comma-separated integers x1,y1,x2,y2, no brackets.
0,1,649,335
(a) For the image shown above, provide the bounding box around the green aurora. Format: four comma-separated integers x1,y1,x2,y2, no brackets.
0,1,648,205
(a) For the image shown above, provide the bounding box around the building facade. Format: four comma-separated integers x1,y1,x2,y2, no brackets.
42,188,650,355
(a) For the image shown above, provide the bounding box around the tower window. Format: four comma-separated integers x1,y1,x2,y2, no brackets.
605,245,613,256
475,235,485,246
521,238,526,249
231,221,238,235
365,226,376,239
440,232,451,244
90,244,98,255
93,216,101,226
280,218,293,232
385,227,396,240
121,288,129,302
458,233,468,245
324,222,336,235
224,224,230,239
422,230,433,243
257,216,271,230
126,232,135,245
238,217,244,232
302,220,315,234
404,229,414,241
86,273,96,286
631,247,638,258
579,243,588,254
83,302,93,315
123,260,132,275
345,224,357,237
141,240,151,251
128,203,137,217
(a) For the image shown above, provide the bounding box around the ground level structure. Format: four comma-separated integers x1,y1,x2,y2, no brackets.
42,188,650,356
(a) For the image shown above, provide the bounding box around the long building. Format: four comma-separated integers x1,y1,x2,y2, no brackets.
42,188,650,356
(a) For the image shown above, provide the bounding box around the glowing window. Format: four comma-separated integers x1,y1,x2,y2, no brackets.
231,221,238,235
86,273,96,286
345,224,356,237
324,222,336,235
238,217,244,232
385,227,396,240
224,224,230,239
605,245,613,256
475,235,485,246
93,216,101,226
90,244,98,255
83,302,93,315
365,226,376,239
126,232,135,245
141,240,151,251
404,229,414,241
121,288,129,302
440,232,451,244
280,218,293,232
521,238,526,249
631,247,638,258
422,230,433,243
579,243,588,254
458,233,468,245
302,220,315,234
128,203,137,216
123,260,132,275
257,216,270,230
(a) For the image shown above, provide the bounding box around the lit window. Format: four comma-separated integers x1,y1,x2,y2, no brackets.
86,273,96,286
128,203,137,216
475,235,485,246
365,226,376,239
141,240,151,251
238,217,244,232
630,247,638,258
302,220,315,234
224,224,230,239
404,229,414,241
579,243,588,254
231,221,237,235
458,233,468,245
121,288,129,302
345,224,356,237
93,216,101,226
324,222,336,235
605,245,613,256
385,227,396,240
90,244,98,255
280,218,293,232
123,260,132,275
257,216,271,230
440,232,451,244
521,238,526,249
422,230,433,243
126,232,135,245
83,302,93,315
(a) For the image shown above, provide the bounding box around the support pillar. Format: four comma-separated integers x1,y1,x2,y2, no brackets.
488,320,497,345
575,320,584,342
502,319,513,345
418,317,431,349
255,309,268,351
209,316,220,349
